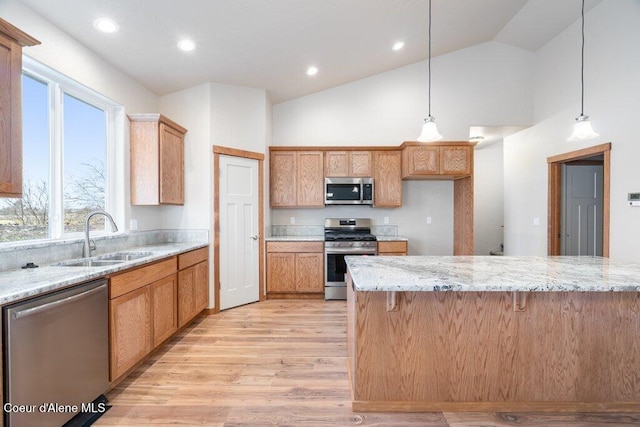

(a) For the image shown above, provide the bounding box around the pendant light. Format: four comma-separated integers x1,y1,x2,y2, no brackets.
417,0,442,142
568,0,598,141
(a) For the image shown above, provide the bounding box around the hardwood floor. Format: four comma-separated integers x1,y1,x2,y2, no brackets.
97,300,640,426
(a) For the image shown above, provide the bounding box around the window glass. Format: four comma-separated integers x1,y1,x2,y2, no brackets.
62,94,107,234
0,74,50,242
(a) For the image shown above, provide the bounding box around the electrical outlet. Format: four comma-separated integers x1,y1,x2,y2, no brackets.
384,216,389,225
533,218,540,227
427,216,432,225
290,217,296,225
129,219,138,231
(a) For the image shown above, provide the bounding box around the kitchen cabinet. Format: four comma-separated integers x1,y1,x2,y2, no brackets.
377,240,408,255
325,150,372,177
177,247,209,327
266,241,324,297
401,143,472,179
108,257,177,381
0,19,39,198
270,150,324,207
372,151,402,207
129,113,187,205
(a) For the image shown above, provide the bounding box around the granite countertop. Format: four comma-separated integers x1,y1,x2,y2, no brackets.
265,236,324,242
346,255,640,292
375,236,408,241
0,242,208,305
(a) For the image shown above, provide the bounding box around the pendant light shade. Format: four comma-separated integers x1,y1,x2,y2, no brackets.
418,116,442,142
417,0,442,142
568,0,598,141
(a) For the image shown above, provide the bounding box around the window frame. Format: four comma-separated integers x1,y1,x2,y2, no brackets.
21,56,124,241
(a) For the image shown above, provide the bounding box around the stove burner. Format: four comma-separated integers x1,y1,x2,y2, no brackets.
324,233,377,242
324,218,376,242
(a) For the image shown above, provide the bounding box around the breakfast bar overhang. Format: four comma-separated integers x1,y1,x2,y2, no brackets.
345,256,640,412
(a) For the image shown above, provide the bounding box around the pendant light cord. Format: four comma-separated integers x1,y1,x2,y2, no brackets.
580,0,585,116
428,0,432,117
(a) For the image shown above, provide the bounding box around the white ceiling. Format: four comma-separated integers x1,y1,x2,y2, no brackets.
18,0,601,104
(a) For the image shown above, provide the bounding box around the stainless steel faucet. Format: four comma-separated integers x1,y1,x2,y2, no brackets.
83,210,119,258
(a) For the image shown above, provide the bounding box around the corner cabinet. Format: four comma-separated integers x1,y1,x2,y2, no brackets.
266,241,324,298
270,150,324,208
129,114,187,205
373,151,402,207
401,142,472,179
0,19,39,198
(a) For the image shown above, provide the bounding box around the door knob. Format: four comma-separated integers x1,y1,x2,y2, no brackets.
250,235,259,240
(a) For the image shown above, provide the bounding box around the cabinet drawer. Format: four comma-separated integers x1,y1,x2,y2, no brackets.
266,241,323,253
378,241,407,254
110,258,177,299
178,247,209,270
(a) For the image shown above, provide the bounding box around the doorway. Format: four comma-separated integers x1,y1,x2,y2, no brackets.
213,146,265,312
547,143,611,257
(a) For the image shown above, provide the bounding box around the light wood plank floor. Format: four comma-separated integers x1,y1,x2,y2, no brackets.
97,300,640,426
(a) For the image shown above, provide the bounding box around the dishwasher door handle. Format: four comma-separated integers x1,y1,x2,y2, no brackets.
13,284,105,320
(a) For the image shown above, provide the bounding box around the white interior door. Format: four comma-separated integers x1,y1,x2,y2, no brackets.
219,155,260,310
562,164,603,256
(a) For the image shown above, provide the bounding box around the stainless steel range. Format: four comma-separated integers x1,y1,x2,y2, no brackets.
324,218,377,300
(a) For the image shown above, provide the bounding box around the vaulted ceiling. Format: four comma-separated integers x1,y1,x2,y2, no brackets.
19,0,601,103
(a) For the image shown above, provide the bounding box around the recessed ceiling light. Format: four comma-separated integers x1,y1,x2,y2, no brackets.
392,41,405,51
177,39,196,52
306,66,318,76
93,18,119,34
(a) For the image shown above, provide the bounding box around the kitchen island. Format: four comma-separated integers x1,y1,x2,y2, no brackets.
345,256,640,412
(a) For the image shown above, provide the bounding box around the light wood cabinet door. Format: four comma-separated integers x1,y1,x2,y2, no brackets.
0,21,39,197
159,123,184,204
373,151,402,207
270,151,297,207
325,151,349,177
178,266,196,327
110,285,152,381
267,252,296,293
377,240,408,255
440,146,471,176
194,261,209,313
349,151,372,177
295,253,324,293
402,146,439,177
296,151,324,207
129,114,187,205
151,274,178,348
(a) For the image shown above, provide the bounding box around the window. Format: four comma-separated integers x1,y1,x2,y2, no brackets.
0,58,122,243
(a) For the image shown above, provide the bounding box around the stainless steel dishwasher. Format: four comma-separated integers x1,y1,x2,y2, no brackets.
3,279,109,426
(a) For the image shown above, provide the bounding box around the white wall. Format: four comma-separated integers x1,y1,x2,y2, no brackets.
272,41,533,254
474,141,504,255
504,0,640,261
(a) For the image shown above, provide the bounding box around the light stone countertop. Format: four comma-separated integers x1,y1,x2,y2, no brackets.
0,242,208,305
375,236,408,241
346,255,640,292
265,236,324,242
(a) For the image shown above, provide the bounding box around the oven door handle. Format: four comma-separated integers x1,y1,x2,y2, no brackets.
325,248,377,255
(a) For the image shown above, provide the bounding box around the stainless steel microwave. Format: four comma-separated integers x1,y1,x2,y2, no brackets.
325,177,374,205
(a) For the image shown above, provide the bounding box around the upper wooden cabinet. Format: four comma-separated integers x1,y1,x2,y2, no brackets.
325,151,372,177
373,151,402,207
0,19,39,198
270,150,324,208
401,142,473,179
129,114,187,205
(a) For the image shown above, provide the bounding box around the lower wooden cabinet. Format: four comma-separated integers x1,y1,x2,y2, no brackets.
108,248,209,383
177,247,209,327
266,241,324,297
378,240,408,255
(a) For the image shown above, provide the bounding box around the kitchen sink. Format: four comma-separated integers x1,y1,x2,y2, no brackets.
98,251,157,261
54,251,158,267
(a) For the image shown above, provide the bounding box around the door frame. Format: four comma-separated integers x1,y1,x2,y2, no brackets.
213,145,266,313
547,143,611,257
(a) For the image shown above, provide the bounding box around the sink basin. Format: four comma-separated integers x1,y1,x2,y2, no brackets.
97,251,157,261
56,259,125,267
54,251,158,267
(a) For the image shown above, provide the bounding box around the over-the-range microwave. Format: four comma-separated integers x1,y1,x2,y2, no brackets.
324,177,374,205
